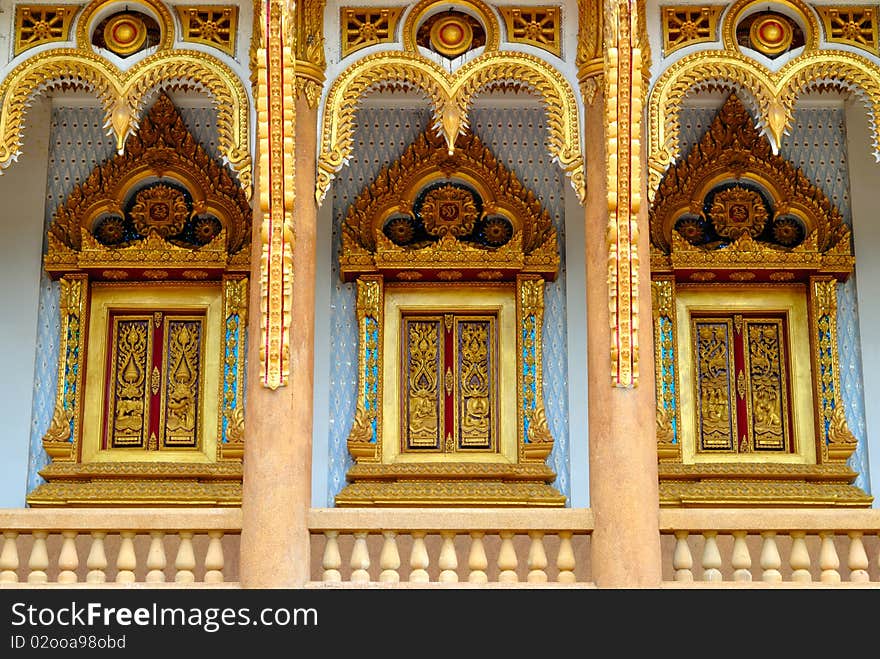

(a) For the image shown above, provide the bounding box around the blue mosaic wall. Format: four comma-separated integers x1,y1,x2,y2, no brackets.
679,104,869,490
327,104,571,502
27,102,222,494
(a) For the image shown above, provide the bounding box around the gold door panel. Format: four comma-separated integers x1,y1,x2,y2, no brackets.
401,313,498,454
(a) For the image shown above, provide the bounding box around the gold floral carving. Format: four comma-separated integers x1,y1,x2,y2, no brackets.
339,126,559,281
498,6,562,57
176,5,239,56
577,0,603,104
518,276,554,461
652,277,681,461
256,0,296,389
317,51,584,205
648,0,880,202
605,0,643,387
810,276,857,464
14,5,78,55
0,14,251,194
816,6,878,54
661,5,723,56
290,0,326,108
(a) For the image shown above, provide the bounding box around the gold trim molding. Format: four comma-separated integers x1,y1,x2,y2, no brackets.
605,0,644,387
816,5,879,54
255,0,296,389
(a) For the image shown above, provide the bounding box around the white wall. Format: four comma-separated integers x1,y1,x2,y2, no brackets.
565,184,589,507
846,97,880,503
311,194,333,507
0,98,50,507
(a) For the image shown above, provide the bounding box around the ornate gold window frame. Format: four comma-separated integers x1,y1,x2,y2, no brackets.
649,93,869,506
334,124,564,507
27,94,250,507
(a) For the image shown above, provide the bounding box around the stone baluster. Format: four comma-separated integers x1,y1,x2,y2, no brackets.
174,531,196,583
204,531,225,584
86,531,108,583
27,531,49,584
321,531,342,582
379,531,400,583
701,531,722,581
57,531,79,584
498,531,518,583
847,531,870,583
468,531,488,583
673,531,693,582
527,532,548,583
731,531,752,582
146,532,167,583
438,532,458,583
760,532,782,582
350,532,370,583
116,531,137,583
789,531,812,583
409,531,430,584
1,531,20,583
557,531,576,584
819,532,841,584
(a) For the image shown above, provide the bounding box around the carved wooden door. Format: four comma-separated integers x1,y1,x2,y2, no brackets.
691,311,794,454
401,311,499,454
103,309,205,451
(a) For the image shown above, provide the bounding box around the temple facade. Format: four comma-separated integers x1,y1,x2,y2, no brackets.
3,0,880,587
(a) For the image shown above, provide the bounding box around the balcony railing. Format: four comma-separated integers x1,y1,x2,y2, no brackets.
3,507,880,587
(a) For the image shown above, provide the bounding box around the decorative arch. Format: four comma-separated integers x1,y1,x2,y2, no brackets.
0,0,251,196
648,0,880,202
0,49,252,196
317,50,584,204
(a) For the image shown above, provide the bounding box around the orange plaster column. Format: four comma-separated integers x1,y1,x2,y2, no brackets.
583,94,662,588
582,65,662,586
240,0,319,588
240,99,317,587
